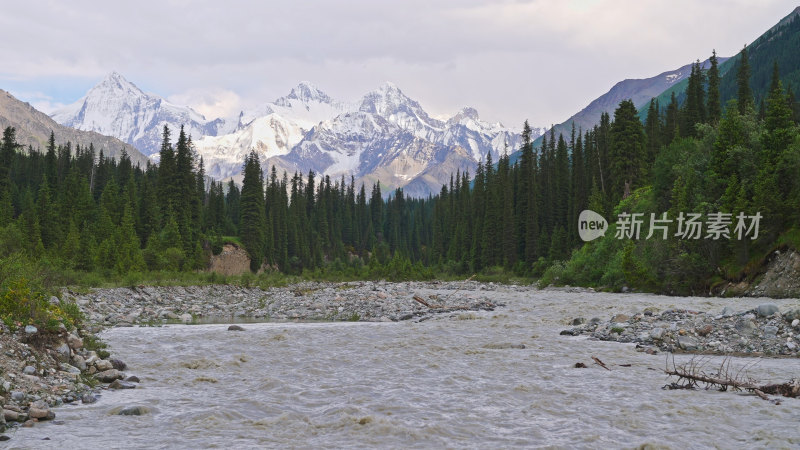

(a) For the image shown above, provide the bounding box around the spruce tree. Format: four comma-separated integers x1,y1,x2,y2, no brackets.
707,50,721,123
239,151,265,271
608,99,646,201
736,45,753,114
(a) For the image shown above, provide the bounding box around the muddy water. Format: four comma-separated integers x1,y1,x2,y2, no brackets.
10,288,800,448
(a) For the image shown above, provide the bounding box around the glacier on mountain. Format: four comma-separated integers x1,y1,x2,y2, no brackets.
52,72,540,195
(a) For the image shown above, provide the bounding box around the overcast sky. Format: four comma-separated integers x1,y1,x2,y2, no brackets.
1,0,797,128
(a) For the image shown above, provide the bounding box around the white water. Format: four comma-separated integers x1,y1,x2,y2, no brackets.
9,288,800,448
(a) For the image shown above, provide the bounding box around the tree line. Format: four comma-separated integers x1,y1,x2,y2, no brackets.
0,46,798,291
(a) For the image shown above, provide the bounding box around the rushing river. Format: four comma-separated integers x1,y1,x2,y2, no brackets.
9,287,800,448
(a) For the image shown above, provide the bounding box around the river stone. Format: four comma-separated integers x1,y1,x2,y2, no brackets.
67,333,83,349
610,314,629,323
0,435,10,441
94,359,113,371
60,363,81,375
571,317,586,326
650,328,665,340
22,366,36,376
787,341,797,351
95,369,125,382
108,380,136,390
735,319,755,334
677,336,699,351
793,319,800,329
763,326,779,339
784,309,800,321
72,355,87,371
24,325,38,334
180,313,193,323
81,394,97,404
757,304,779,317
720,306,735,317
118,406,149,416
696,324,713,337
124,375,140,383
56,343,71,361
227,325,245,331
11,391,25,402
2,409,21,422
28,401,52,420
110,358,127,371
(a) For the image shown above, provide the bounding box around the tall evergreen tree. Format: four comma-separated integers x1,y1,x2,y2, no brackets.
707,50,722,123
239,151,266,271
736,45,753,114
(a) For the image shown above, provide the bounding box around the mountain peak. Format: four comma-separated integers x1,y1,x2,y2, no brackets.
285,81,331,104
92,71,143,97
359,81,416,116
449,107,480,123
378,81,400,92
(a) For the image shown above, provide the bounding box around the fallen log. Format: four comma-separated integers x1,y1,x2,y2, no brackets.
412,295,434,308
664,355,799,403
592,356,610,371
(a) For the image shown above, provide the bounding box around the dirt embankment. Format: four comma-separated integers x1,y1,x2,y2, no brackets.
208,244,251,276
747,249,800,298
716,249,800,298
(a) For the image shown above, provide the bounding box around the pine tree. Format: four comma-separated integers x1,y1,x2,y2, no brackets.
608,99,646,201
239,151,265,271
707,50,721,123
157,125,175,219
736,45,753,115
664,92,680,143
644,99,662,165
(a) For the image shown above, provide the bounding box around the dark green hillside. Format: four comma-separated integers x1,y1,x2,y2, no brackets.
642,7,800,120
719,7,800,109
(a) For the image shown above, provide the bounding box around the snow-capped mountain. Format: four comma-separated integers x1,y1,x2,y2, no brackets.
51,72,224,156
197,82,533,194
52,74,539,196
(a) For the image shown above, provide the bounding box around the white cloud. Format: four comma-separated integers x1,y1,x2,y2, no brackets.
2,0,798,127
168,89,242,121
8,90,65,114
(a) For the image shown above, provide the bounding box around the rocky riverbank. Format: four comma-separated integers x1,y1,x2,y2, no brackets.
63,280,502,328
561,302,800,357
0,280,505,439
0,321,139,439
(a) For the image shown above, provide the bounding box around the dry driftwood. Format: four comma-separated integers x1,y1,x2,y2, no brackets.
592,356,610,371
664,355,800,404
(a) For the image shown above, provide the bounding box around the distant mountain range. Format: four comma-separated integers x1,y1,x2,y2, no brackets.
51,74,540,196
0,89,148,165
531,57,729,149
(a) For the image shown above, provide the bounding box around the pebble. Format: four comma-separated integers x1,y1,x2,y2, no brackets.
118,405,149,416
94,369,125,383
110,359,127,371
757,303,780,317
94,360,113,371
65,281,500,326
67,334,83,349
227,325,245,331
24,325,38,334
562,305,800,356
81,394,97,404
22,366,36,376
108,380,136,390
